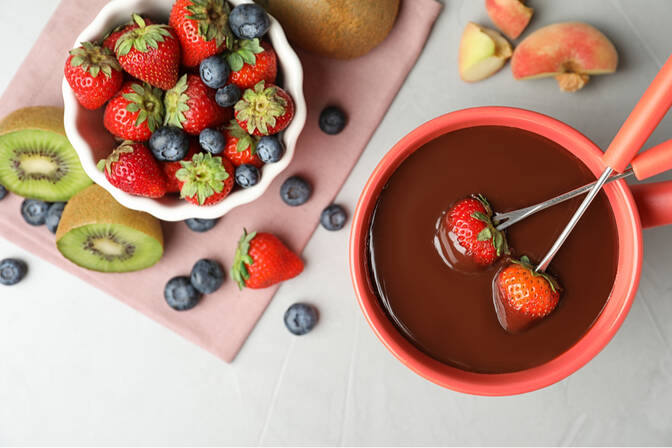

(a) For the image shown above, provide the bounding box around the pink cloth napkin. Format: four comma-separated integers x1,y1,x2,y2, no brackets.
0,0,441,361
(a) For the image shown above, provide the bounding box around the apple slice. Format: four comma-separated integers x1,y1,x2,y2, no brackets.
511,22,618,92
459,22,513,83
486,0,533,40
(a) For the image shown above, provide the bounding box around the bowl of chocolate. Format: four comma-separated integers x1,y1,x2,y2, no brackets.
349,106,672,395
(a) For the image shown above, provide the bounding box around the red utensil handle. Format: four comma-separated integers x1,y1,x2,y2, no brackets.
603,53,672,172
632,139,672,180
631,180,672,229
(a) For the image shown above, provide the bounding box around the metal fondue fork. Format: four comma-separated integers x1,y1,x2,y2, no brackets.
530,53,672,273
493,169,634,231
492,130,672,233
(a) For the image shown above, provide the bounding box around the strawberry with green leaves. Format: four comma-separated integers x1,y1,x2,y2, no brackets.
104,81,164,141
231,229,304,290
169,0,233,68
223,121,262,167
102,15,154,52
493,256,562,333
234,81,294,136
226,39,277,89
161,140,200,193
444,194,508,269
176,152,234,205
164,74,231,135
98,141,168,198
64,42,123,110
114,14,181,90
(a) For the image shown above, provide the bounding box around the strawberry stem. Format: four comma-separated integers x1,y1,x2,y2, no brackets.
115,15,174,56
469,194,508,257
163,75,190,129
69,42,121,78
230,229,257,290
175,153,230,205
185,0,234,48
122,82,164,132
234,81,287,135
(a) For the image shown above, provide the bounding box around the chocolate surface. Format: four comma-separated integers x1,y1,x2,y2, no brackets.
368,126,619,373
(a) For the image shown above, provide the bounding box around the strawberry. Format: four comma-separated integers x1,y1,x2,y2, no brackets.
164,74,231,135
176,152,234,205
161,140,200,193
98,141,168,198
234,81,294,136
444,194,508,268
114,14,180,90
493,256,562,333
230,229,304,290
64,42,123,110
102,15,154,52
226,39,277,89
223,121,262,167
104,81,164,141
169,0,233,68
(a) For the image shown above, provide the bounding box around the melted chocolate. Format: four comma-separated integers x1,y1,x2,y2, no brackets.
368,126,619,373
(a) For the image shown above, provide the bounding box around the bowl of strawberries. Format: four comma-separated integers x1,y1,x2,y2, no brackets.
62,0,306,221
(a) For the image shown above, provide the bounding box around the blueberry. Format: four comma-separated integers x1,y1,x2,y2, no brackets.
185,218,219,233
149,126,190,162
235,164,260,188
256,135,284,163
199,54,231,89
45,202,66,234
199,128,226,155
164,276,202,311
280,176,311,206
21,199,49,226
215,84,242,107
229,4,270,39
190,259,224,294
320,204,347,231
284,303,318,335
0,184,7,200
0,258,27,286
319,106,347,135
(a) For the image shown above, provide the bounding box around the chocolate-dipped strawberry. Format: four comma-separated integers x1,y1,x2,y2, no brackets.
435,194,508,273
492,255,561,333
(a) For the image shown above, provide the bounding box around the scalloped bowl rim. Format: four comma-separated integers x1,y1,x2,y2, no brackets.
62,0,306,221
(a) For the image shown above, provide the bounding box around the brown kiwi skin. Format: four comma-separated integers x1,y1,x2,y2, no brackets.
56,184,164,250
0,106,67,136
259,0,400,59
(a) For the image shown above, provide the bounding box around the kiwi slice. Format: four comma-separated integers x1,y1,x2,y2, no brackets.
56,185,163,273
0,106,92,201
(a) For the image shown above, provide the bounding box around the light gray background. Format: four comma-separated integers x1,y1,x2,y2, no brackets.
1,0,672,445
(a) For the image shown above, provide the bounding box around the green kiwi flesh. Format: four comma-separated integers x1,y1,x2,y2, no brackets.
56,222,163,273
0,129,92,201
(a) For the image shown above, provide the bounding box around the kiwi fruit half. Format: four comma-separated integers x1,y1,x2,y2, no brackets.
0,106,92,201
56,184,164,273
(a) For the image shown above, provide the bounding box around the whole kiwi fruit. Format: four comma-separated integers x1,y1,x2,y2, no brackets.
258,0,400,59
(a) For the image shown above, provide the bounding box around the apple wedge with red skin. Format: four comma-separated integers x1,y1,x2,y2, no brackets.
486,0,533,40
511,22,618,92
459,22,512,83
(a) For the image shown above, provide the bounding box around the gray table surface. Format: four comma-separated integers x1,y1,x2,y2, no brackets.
1,0,672,445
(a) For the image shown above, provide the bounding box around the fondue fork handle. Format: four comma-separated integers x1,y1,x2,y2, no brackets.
493,170,633,231
603,55,672,173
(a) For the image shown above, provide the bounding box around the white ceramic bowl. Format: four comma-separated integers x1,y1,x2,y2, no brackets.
62,0,306,221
